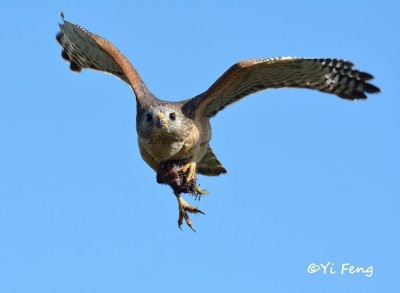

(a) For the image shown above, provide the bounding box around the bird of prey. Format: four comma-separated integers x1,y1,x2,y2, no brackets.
56,13,380,231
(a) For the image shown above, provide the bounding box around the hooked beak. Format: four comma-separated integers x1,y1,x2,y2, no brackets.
156,113,168,128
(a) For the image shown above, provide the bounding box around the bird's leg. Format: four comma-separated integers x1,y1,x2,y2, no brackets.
175,192,204,232
182,161,196,183
181,160,209,196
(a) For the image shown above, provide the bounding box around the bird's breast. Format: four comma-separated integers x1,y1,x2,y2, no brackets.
138,120,210,168
139,132,185,163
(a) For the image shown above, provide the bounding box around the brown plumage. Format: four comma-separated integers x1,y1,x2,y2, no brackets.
56,13,381,231
196,146,227,176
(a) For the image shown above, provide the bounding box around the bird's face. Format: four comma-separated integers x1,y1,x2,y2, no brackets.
137,105,190,141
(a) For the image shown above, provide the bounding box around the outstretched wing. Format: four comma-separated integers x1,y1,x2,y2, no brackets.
193,57,381,118
56,13,147,100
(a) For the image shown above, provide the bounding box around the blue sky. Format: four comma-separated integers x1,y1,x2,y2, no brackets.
1,1,399,292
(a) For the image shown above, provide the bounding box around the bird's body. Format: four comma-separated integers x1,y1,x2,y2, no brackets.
56,13,380,230
136,101,211,172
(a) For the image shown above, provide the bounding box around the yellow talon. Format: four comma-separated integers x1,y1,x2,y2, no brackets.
196,184,208,196
176,192,205,231
182,162,196,183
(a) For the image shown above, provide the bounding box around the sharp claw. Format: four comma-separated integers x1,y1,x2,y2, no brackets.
175,192,204,232
182,162,196,183
195,185,209,199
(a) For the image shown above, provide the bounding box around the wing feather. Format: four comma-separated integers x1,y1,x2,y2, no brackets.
56,13,149,101
193,57,380,118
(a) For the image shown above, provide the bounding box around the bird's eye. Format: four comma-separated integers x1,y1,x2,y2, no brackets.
145,114,153,122
169,113,176,121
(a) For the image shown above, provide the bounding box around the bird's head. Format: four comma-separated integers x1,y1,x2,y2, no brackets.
136,103,192,141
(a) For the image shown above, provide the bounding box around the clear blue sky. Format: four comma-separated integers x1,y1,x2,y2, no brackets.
1,1,399,292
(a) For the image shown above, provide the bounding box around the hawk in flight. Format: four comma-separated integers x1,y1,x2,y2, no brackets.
56,13,380,231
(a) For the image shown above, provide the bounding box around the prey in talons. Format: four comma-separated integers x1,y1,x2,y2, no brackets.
157,159,207,231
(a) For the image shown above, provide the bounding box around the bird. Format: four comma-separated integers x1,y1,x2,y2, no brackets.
56,13,380,231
